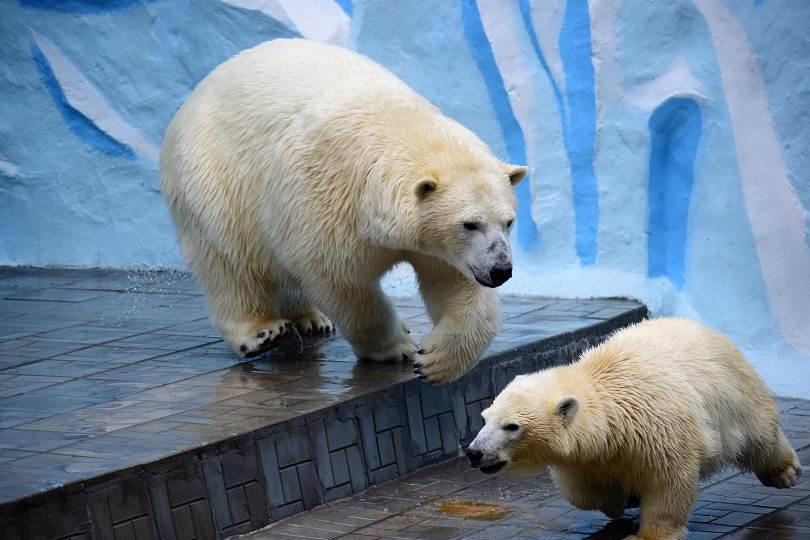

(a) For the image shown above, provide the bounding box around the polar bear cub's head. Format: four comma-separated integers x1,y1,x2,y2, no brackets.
466,371,581,473
413,162,527,288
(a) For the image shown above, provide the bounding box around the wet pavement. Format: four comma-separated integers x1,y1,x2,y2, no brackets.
1,268,807,540
236,398,810,540
0,267,648,538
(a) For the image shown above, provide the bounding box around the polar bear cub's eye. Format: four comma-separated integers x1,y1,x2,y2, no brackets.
506,220,514,229
503,422,520,432
463,222,479,231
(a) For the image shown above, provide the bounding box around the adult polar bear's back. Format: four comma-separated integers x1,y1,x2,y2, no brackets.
163,39,469,263
161,39,527,383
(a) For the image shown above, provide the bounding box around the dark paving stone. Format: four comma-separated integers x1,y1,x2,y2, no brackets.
0,267,650,539
242,404,810,540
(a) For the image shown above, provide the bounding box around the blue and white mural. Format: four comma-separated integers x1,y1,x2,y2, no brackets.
1,0,808,396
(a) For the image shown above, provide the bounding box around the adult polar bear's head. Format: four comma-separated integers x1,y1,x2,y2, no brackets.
466,372,582,473
413,162,527,288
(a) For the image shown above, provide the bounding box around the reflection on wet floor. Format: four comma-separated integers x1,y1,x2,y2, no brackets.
437,500,517,521
0,267,653,538
243,443,810,540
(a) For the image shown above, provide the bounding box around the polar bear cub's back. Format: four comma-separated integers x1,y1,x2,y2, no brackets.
468,317,801,540
589,318,780,468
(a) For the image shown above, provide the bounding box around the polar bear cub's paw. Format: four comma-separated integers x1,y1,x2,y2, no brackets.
758,462,802,489
234,320,293,358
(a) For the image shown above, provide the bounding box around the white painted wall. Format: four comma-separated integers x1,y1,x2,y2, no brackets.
1,0,807,396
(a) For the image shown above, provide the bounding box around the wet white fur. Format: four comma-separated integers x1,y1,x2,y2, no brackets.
160,39,526,382
470,318,801,540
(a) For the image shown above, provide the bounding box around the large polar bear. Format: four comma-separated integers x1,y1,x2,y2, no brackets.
160,39,527,383
467,318,801,540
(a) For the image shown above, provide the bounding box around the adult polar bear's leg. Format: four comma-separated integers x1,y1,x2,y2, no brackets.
298,277,417,363
182,234,294,358
274,288,334,336
410,254,501,383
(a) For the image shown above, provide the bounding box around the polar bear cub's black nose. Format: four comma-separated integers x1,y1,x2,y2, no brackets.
489,264,512,287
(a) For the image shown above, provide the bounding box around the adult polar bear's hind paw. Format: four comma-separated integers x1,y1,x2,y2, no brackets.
357,338,418,363
291,311,334,336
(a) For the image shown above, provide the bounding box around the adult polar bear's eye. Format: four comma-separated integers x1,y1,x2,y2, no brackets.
463,222,479,231
503,422,520,432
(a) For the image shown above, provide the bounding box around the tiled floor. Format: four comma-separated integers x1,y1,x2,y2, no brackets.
0,267,648,539
233,399,810,540
2,268,808,540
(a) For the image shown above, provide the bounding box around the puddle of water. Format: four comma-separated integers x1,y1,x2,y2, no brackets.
437,500,516,521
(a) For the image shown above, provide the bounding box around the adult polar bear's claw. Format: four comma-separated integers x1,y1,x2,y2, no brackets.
233,320,293,358
413,320,497,384
411,264,502,383
160,39,525,380
291,312,334,336
358,340,418,363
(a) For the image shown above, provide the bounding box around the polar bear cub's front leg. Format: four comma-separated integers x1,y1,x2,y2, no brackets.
552,466,638,519
411,257,501,383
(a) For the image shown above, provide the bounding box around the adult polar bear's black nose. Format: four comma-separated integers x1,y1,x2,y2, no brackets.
489,264,512,287
466,447,484,466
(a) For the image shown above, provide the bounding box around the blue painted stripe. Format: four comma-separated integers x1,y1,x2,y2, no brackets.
31,43,135,159
20,0,156,14
647,98,702,289
518,0,566,131
559,0,599,265
461,0,538,251
521,0,599,265
335,0,353,18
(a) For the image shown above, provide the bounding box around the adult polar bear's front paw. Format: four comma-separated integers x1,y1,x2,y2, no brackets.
413,329,483,384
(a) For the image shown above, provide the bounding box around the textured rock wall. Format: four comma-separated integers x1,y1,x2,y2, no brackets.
0,0,807,394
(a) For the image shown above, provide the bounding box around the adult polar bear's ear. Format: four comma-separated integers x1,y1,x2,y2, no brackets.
414,178,437,199
555,395,580,422
504,164,528,186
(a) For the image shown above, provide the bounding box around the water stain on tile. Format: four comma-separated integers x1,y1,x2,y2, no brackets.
436,499,516,521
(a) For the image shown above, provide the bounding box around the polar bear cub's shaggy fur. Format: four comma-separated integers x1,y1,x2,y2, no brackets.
467,318,801,540
160,39,527,383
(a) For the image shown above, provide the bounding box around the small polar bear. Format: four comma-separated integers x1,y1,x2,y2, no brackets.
160,39,527,383
467,318,801,540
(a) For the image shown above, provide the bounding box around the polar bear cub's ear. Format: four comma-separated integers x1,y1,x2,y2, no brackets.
554,395,580,421
504,164,528,186
414,178,437,199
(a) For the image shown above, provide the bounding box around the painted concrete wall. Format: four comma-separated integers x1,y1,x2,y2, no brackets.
1,0,808,396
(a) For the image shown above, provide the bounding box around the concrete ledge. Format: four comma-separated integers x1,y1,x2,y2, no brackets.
0,268,646,539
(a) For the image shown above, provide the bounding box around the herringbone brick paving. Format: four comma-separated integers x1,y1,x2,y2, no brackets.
1,267,806,539
239,391,810,538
